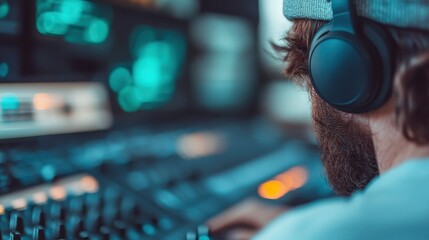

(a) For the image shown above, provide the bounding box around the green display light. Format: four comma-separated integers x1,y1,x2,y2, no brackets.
133,56,162,88
109,67,133,93
118,86,144,112
36,0,111,45
132,41,177,102
1,95,20,111
58,0,84,24
85,19,109,43
0,62,9,78
0,1,9,19
36,12,68,35
115,27,186,112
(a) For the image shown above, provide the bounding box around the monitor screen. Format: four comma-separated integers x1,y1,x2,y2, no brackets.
0,0,191,139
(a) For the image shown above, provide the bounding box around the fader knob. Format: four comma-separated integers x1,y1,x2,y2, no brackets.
9,214,24,233
99,226,110,240
185,231,197,240
32,227,46,240
10,232,21,240
32,208,46,227
78,231,90,240
53,222,66,239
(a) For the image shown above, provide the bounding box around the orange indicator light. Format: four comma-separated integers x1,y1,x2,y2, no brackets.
50,186,67,201
80,176,99,193
258,180,289,200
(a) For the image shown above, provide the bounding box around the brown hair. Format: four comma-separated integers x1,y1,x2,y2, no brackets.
276,19,429,144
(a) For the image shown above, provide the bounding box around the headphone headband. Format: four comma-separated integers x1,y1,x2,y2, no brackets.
332,0,355,33
332,0,350,14
284,0,429,31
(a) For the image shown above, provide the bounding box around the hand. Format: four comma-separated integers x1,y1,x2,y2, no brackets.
207,198,287,240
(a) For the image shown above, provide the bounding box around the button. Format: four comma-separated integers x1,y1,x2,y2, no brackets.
197,225,211,240
9,213,24,233
114,220,127,238
119,197,139,219
99,226,110,240
69,216,85,237
103,187,120,203
154,190,182,209
158,217,174,231
32,207,46,226
0,214,8,229
149,215,173,231
33,227,46,240
85,193,102,209
40,165,56,182
185,231,197,240
53,221,66,239
126,228,141,239
86,211,103,233
69,197,85,214
102,205,119,226
10,232,21,240
173,183,199,203
50,203,66,221
126,171,149,190
78,231,90,240
141,223,157,236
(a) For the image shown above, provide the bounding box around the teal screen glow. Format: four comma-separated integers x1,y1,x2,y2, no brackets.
0,1,9,19
36,0,112,45
0,62,9,78
1,94,20,111
109,27,186,112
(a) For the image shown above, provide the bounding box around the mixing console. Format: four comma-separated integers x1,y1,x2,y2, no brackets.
0,119,327,239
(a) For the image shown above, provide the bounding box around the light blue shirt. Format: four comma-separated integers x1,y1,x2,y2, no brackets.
253,159,429,240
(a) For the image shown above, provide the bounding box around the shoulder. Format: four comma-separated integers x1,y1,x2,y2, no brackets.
253,190,429,240
253,161,429,240
255,197,364,240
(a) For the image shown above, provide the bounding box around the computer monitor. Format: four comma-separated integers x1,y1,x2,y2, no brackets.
0,0,191,139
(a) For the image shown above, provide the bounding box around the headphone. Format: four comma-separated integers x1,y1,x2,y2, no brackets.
309,0,395,113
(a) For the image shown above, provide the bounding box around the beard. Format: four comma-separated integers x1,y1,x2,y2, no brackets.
311,92,379,196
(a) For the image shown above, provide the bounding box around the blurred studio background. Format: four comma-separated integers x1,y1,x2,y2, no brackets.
0,0,333,239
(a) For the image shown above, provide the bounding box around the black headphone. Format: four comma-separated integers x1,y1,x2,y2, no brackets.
309,0,395,113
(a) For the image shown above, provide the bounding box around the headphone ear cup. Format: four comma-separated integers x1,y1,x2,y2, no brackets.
309,28,378,113
359,19,395,110
308,20,394,113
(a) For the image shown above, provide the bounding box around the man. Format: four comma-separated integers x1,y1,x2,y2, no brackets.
209,0,429,239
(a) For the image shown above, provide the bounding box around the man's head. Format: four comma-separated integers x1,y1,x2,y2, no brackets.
278,2,429,196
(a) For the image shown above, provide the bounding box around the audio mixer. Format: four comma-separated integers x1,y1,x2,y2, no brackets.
0,116,327,239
